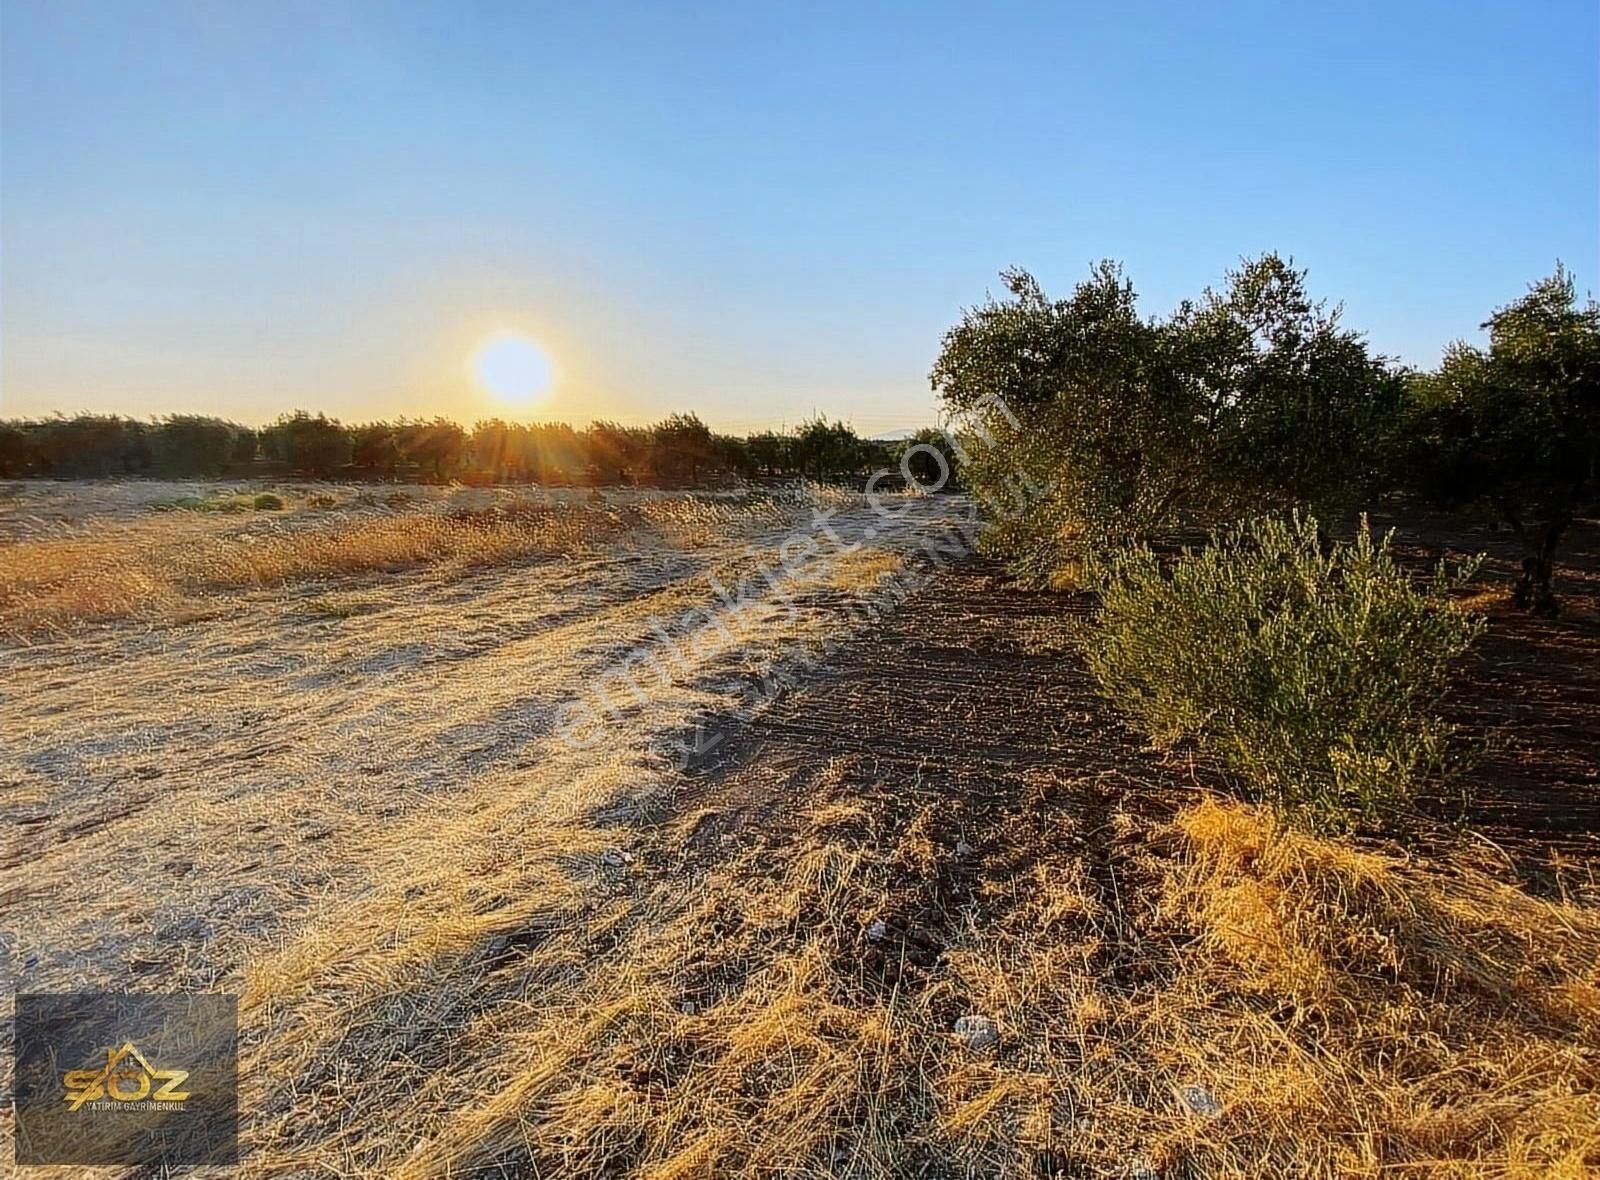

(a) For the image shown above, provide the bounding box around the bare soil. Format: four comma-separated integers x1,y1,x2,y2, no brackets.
1377,510,1600,883
675,509,1600,901
656,558,1195,994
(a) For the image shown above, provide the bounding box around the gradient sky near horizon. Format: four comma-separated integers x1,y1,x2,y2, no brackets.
2,1,1596,433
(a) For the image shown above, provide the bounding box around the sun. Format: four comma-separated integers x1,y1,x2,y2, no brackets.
472,332,554,406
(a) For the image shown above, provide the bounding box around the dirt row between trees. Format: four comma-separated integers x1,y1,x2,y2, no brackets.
653,558,1196,991
1382,512,1600,887
672,535,1600,925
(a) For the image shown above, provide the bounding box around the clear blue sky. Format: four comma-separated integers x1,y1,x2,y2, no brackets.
2,1,1596,432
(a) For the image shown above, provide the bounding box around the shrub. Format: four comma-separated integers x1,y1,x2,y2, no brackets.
1085,514,1485,831
148,491,288,513
150,493,249,514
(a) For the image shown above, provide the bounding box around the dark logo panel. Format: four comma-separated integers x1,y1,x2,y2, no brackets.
13,993,238,1166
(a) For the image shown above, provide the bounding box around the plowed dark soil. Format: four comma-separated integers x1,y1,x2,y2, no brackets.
1381,512,1600,878
660,557,1191,1001
682,530,1600,909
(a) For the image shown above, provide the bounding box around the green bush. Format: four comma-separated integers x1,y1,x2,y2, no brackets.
150,493,248,514
252,492,285,510
1084,514,1485,832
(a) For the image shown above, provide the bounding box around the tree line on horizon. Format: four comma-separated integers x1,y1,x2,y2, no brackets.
0,410,960,490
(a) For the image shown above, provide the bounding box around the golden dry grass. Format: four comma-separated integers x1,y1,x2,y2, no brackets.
0,487,800,639
232,777,1593,1170
1152,799,1600,1176
818,548,905,593
217,780,1599,1178
4,486,1596,1178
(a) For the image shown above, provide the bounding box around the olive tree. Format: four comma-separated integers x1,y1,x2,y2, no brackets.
932,264,1197,580
1170,254,1406,516
1406,267,1599,613
932,256,1400,582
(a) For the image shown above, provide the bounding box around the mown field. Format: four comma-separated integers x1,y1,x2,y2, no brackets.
2,482,1598,1178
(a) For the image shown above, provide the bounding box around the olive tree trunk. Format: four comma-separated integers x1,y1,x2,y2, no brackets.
1511,516,1570,616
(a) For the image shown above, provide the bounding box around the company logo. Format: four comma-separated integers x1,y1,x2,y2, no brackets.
64,1041,191,1111
13,992,238,1165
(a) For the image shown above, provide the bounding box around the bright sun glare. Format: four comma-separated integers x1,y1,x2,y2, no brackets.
473,333,553,406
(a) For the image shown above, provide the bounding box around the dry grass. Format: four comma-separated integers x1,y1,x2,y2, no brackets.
226,784,1600,1178
0,486,804,639
5,485,1596,1178
2,484,970,1178
1152,798,1600,1175
818,548,905,593
0,510,594,635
